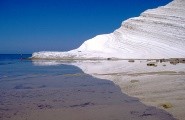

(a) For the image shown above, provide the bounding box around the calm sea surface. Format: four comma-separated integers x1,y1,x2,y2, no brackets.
0,54,83,86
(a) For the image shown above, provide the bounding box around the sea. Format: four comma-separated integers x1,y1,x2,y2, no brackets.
0,54,83,86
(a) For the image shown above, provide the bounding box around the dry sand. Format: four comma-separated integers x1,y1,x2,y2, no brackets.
61,60,185,120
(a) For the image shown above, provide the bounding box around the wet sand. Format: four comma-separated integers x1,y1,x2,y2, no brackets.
0,69,175,120
62,60,185,120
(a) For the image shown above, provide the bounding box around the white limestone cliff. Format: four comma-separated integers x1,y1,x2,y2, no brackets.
32,0,185,59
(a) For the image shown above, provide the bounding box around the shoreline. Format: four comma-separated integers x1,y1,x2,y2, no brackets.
0,60,178,120
63,60,185,120
29,57,185,63
1,58,184,120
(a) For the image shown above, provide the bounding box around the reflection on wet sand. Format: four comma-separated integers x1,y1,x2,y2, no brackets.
33,60,185,120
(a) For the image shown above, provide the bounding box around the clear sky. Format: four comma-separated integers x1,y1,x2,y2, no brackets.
0,0,172,54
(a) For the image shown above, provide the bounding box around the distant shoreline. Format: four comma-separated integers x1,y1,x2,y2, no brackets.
29,57,185,62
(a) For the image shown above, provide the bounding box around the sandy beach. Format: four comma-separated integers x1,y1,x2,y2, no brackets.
0,60,177,120
64,60,185,120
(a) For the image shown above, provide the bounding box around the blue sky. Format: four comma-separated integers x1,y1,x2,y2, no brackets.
0,0,172,54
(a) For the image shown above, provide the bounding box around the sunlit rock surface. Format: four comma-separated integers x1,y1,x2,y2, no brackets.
32,0,185,59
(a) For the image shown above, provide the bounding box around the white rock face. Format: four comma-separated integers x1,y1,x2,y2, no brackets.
32,0,185,59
